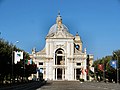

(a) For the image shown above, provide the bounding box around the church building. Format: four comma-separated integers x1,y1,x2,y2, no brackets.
30,13,94,81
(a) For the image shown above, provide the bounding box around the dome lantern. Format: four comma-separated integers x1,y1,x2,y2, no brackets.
56,11,62,29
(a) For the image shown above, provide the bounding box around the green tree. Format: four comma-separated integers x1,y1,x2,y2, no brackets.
0,38,33,84
94,49,120,83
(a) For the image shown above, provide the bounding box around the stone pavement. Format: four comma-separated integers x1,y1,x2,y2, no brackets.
0,81,46,90
37,81,120,90
0,80,119,90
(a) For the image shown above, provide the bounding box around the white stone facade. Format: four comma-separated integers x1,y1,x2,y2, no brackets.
30,13,93,81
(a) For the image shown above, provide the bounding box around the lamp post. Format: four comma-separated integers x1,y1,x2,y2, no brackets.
0,32,1,37
103,59,106,82
113,52,119,84
0,32,2,39
11,41,19,83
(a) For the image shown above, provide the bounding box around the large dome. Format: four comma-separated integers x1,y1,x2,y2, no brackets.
47,12,69,36
48,24,69,35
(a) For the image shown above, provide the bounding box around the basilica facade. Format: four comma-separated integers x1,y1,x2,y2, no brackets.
30,13,94,81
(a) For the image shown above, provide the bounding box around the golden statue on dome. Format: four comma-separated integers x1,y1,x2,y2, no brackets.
56,11,62,29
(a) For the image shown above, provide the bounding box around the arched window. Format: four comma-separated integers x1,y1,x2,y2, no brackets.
76,45,79,50
57,51,62,54
55,48,65,65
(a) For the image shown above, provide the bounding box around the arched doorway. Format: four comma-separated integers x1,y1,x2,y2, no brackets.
55,48,65,80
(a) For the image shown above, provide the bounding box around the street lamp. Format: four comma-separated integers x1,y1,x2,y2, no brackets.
103,59,106,82
0,32,1,37
0,32,2,39
11,41,19,83
113,52,119,84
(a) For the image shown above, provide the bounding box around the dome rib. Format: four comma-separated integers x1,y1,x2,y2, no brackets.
47,12,69,36
47,24,69,36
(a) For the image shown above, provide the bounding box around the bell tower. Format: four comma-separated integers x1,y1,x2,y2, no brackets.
74,32,82,52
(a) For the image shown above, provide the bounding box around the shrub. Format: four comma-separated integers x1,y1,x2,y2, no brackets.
79,78,84,82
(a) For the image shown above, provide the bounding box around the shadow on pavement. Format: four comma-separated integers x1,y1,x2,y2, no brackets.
0,80,47,90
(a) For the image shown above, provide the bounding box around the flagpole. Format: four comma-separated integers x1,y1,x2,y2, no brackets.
24,57,25,81
113,53,119,84
11,41,19,83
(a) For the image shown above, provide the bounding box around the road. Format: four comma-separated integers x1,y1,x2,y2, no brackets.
37,81,120,90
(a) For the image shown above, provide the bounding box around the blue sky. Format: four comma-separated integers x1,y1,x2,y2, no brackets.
0,0,120,60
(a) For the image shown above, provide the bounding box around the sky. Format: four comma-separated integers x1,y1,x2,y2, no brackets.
0,0,120,60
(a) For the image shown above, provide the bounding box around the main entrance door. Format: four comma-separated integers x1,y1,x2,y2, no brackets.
76,68,81,80
55,48,65,80
57,68,62,79
55,68,65,80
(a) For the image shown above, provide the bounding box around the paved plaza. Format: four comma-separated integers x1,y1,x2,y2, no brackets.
0,81,120,90
37,81,120,90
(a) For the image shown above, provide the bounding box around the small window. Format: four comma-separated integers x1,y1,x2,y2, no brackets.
39,62,43,65
76,45,79,50
77,63,81,66
39,68,43,73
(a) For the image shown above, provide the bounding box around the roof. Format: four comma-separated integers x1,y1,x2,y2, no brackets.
47,23,69,36
47,12,69,36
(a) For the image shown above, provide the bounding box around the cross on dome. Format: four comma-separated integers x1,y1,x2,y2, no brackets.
56,11,62,24
58,11,60,16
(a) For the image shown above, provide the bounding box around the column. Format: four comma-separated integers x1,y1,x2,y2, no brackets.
64,68,65,80
56,68,57,80
75,69,76,80
46,61,49,80
62,68,64,80
65,68,67,80
37,71,39,80
53,68,55,80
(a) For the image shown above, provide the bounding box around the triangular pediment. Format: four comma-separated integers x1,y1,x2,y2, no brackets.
55,30,66,38
53,29,74,38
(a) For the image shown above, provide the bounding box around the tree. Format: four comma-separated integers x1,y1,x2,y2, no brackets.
93,56,112,81
93,50,120,83
0,38,33,84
